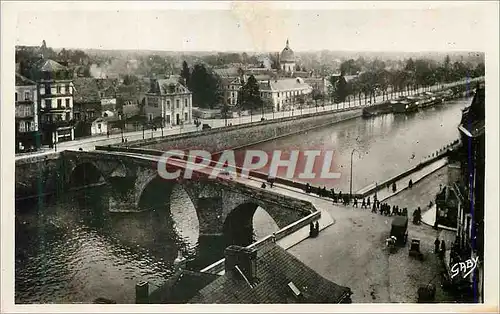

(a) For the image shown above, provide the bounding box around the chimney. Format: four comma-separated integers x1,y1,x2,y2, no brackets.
224,245,257,283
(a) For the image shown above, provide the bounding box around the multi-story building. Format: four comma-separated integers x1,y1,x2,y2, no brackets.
437,82,485,303
259,78,313,112
15,74,40,152
144,76,193,126
36,59,75,144
453,83,485,302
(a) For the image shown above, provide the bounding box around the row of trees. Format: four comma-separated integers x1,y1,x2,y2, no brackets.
329,56,485,105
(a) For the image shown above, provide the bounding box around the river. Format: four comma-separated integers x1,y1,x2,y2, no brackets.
15,97,472,304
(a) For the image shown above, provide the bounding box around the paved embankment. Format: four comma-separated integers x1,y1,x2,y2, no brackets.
287,164,456,303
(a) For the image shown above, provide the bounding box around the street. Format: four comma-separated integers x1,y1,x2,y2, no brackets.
15,79,474,162
286,165,456,303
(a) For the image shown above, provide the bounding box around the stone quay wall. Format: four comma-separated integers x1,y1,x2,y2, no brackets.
113,107,363,154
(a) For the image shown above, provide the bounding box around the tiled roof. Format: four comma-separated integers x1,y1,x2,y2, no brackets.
15,73,36,86
153,77,190,95
188,243,352,304
73,78,100,103
38,59,67,72
116,81,149,101
149,270,219,304
259,78,312,92
459,87,485,138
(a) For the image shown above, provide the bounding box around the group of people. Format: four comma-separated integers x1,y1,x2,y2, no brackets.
309,221,320,238
434,238,447,259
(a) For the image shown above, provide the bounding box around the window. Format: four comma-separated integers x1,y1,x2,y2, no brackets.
25,121,30,132
166,115,170,124
19,123,25,132
57,85,61,94
184,112,188,121
98,123,102,130
57,99,62,109
45,85,50,95
66,99,70,107
184,99,188,107
24,91,30,100
231,92,234,98
45,99,52,108
65,112,70,121
176,99,180,108
15,92,18,101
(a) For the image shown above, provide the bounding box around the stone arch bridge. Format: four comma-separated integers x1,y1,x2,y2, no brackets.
60,150,316,250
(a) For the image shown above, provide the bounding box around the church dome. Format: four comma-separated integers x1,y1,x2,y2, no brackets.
280,39,295,63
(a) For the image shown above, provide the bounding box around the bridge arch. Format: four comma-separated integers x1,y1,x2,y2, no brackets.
137,175,200,246
68,162,105,188
222,202,280,248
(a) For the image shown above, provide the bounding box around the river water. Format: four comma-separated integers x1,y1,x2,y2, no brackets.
15,97,472,304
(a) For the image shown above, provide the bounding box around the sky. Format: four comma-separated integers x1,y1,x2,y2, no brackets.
10,1,494,52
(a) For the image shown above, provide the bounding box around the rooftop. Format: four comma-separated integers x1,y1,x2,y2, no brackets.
280,39,295,63
188,243,352,304
37,59,67,72
15,73,37,86
259,78,312,92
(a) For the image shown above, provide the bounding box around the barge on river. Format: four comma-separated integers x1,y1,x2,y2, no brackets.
362,101,393,118
391,97,419,114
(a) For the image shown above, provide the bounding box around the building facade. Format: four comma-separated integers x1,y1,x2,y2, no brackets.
36,59,75,144
145,77,193,126
438,83,485,303
15,74,41,152
259,78,313,112
453,83,485,302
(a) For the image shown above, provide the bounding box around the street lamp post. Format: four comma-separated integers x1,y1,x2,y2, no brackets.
350,148,361,199
120,114,124,143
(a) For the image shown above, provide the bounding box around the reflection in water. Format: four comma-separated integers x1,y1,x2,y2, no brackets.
15,98,470,304
242,100,470,192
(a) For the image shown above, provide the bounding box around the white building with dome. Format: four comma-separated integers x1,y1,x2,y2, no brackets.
279,39,296,73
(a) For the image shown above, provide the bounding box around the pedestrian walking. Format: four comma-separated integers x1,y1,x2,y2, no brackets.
434,238,441,254
367,196,371,207
392,182,397,193
353,197,358,208
372,202,377,213
361,198,366,209
440,240,446,259
330,188,335,199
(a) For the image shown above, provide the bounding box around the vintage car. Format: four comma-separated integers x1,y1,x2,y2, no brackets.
390,216,409,246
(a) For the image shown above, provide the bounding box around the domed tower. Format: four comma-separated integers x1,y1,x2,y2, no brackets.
279,39,296,74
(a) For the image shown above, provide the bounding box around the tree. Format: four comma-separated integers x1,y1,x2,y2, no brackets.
238,75,262,111
188,64,223,109
123,74,139,86
180,61,190,86
329,75,348,103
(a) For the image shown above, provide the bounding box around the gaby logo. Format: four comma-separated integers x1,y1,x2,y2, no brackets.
450,256,479,279
156,149,342,181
